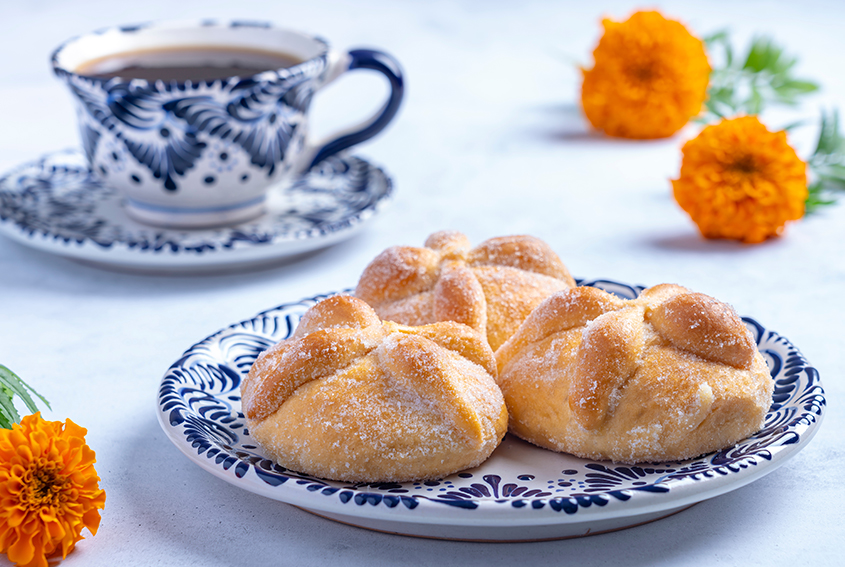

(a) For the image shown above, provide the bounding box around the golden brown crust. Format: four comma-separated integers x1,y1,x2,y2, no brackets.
376,334,484,443
433,265,487,334
645,292,756,369
355,231,576,350
355,246,441,306
241,295,507,482
395,321,498,377
466,235,573,280
495,285,773,463
294,294,382,337
243,326,383,422
495,286,624,370
636,283,689,306
569,309,644,430
424,230,471,255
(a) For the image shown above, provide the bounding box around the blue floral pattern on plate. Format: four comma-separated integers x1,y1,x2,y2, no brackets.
155,279,825,540
0,149,392,271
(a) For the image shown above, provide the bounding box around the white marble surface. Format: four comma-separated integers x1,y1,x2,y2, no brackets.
0,1,842,565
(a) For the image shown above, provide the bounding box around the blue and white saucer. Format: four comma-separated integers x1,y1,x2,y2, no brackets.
0,149,392,272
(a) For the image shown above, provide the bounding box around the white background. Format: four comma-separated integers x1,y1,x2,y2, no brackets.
0,1,842,565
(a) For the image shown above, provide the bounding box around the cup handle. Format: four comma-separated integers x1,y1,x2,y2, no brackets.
299,48,404,172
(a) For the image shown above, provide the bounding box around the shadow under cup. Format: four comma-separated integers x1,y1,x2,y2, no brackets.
52,20,403,228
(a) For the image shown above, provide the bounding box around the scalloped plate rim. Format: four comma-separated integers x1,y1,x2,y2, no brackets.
155,408,821,527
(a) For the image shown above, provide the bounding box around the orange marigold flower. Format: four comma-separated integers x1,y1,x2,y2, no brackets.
672,116,808,244
581,11,711,139
0,413,105,567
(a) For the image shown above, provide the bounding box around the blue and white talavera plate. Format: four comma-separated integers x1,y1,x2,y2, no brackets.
156,279,825,541
0,150,391,273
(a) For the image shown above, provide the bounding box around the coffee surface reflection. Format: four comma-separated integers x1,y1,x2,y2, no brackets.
75,45,304,82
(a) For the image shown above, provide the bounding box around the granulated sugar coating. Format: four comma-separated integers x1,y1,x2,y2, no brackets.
241,295,507,483
355,231,576,350
495,283,773,463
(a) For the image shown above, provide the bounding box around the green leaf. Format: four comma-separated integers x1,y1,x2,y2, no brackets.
819,177,845,191
0,365,51,428
704,29,733,66
805,181,836,215
781,120,808,132
709,86,736,105
813,109,844,156
705,32,816,118
703,29,730,45
805,197,837,215
775,79,819,93
819,163,845,179
0,392,19,427
744,36,798,76
805,109,845,213
772,80,819,105
747,87,764,115
743,37,781,73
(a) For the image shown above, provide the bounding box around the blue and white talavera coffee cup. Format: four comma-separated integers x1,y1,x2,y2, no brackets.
52,20,404,228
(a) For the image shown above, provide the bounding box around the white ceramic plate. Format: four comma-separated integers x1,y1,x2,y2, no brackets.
0,150,391,273
156,279,825,541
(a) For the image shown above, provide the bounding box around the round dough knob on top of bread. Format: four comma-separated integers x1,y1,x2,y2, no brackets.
355,231,576,351
495,284,773,463
241,295,508,483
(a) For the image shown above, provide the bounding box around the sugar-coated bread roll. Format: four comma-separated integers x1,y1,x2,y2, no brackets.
355,231,576,351
241,295,508,483
495,284,773,463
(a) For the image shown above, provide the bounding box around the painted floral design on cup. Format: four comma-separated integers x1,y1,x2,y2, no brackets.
52,20,403,228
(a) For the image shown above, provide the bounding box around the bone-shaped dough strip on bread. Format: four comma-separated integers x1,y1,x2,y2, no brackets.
244,295,384,421
424,230,471,256
646,292,756,369
356,246,441,304
433,264,487,334
636,282,689,306
568,308,645,430
243,325,384,421
294,293,382,337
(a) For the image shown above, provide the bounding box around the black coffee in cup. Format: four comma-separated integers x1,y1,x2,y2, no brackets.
75,46,304,82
